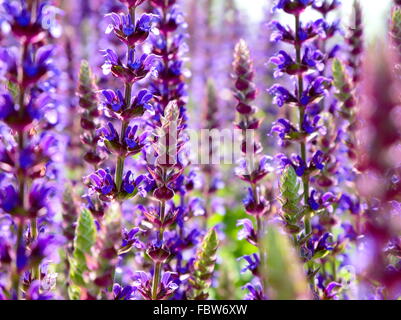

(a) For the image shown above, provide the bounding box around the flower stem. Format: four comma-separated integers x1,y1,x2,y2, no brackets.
31,219,40,280
331,259,337,282
115,155,125,192
18,4,41,283
151,200,166,300
295,13,313,285
158,201,166,241
115,83,132,192
202,173,211,228
294,14,311,236
151,262,162,300
12,218,24,299
130,6,135,22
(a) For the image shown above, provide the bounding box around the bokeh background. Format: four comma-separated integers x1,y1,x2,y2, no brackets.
1,0,399,300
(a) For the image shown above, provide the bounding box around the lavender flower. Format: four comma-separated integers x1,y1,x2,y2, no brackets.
148,0,188,123
0,0,62,299
78,60,104,167
200,80,224,225
347,1,363,84
269,0,338,297
144,101,185,300
232,39,272,299
142,0,208,301
68,0,157,299
106,12,157,47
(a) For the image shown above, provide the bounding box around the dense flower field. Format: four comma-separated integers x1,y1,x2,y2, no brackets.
0,0,400,301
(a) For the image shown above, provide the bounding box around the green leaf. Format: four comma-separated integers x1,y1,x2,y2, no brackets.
69,209,97,290
6,81,19,101
262,224,311,300
332,59,353,103
117,189,138,201
67,284,81,300
78,60,98,111
312,249,330,260
332,59,346,94
188,228,219,300
279,166,302,216
332,58,357,121
391,7,401,52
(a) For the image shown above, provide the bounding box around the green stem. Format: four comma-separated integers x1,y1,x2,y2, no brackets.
129,6,136,22
256,216,263,234
252,183,263,238
157,201,166,241
202,174,211,229
151,262,162,300
151,200,166,300
12,219,24,299
115,83,132,192
110,5,135,292
295,13,314,286
31,218,37,239
294,14,311,236
256,213,269,297
115,155,125,192
31,219,40,281
292,234,298,247
331,259,337,282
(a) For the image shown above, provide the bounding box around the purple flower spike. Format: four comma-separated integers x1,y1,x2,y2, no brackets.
323,282,342,300
270,19,324,44
28,183,54,218
102,89,125,113
0,49,18,82
237,219,258,246
119,227,144,254
0,93,15,121
103,88,153,120
106,12,157,47
0,0,63,299
268,85,298,107
278,154,307,177
239,253,260,275
16,243,28,272
25,280,53,300
312,150,324,168
308,190,336,212
124,125,147,155
301,114,321,134
122,171,144,195
103,48,158,83
2,2,51,43
308,190,320,211
22,46,55,88
89,169,117,200
242,282,266,300
100,122,119,143
339,194,360,215
113,284,136,300
29,234,65,266
0,185,20,214
300,76,331,106
133,271,178,300
159,272,179,298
